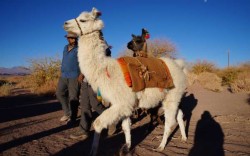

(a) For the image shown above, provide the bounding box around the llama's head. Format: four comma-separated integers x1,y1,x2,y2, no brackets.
64,8,104,36
127,28,150,52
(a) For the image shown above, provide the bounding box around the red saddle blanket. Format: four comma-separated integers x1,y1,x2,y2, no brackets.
117,56,174,92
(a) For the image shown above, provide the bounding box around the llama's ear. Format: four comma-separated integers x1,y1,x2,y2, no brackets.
142,28,150,39
141,28,148,35
132,34,136,38
142,28,146,35
91,7,102,18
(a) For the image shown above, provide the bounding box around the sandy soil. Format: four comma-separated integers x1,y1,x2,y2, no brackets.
0,84,250,156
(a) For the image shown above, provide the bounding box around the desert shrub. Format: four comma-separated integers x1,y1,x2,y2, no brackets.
230,73,250,93
0,79,7,87
219,67,240,86
28,56,61,95
14,75,31,89
4,76,28,88
33,79,59,96
147,38,176,58
216,62,250,93
0,76,30,96
0,82,14,96
196,72,223,92
191,60,216,75
229,62,250,93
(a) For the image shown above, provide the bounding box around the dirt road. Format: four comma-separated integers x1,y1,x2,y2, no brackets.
0,84,249,156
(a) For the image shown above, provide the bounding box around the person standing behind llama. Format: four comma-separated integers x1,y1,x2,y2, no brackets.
56,32,83,123
70,35,115,139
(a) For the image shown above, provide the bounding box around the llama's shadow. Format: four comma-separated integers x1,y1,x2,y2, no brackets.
179,92,198,137
163,92,198,142
52,122,153,156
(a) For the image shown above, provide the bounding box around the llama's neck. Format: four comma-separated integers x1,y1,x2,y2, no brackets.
77,31,107,87
142,42,147,52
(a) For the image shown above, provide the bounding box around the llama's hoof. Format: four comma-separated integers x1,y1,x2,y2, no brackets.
89,147,97,156
181,136,187,142
154,146,164,152
119,144,130,155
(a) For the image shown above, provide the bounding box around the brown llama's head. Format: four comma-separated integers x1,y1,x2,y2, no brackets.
127,28,150,52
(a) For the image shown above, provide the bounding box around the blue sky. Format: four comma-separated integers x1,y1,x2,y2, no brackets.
1,0,249,68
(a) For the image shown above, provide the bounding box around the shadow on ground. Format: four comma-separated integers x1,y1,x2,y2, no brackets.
53,122,155,156
180,92,198,137
189,111,224,156
0,123,75,153
0,94,60,122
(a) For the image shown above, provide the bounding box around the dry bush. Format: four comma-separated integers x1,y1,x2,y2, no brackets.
191,60,216,75
197,72,223,92
0,77,14,96
15,75,32,89
0,78,7,86
31,79,59,96
0,76,26,96
187,72,223,92
230,73,250,93
28,56,61,95
0,83,14,96
147,38,176,58
217,67,240,86
229,62,250,93
4,76,29,89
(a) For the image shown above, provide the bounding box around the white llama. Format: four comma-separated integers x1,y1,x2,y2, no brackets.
64,8,187,156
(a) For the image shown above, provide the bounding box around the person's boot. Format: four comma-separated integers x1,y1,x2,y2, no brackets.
60,115,70,122
70,129,89,140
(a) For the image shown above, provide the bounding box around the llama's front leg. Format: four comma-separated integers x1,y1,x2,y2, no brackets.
89,132,101,156
121,117,132,149
90,106,129,155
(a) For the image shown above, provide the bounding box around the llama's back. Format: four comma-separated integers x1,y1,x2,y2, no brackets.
159,57,187,91
137,57,187,109
174,59,188,75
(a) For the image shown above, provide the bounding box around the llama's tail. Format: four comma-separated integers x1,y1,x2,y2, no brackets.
174,59,188,75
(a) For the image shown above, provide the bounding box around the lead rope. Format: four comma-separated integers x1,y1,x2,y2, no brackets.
135,58,156,82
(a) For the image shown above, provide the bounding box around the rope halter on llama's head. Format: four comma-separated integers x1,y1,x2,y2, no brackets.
64,7,103,36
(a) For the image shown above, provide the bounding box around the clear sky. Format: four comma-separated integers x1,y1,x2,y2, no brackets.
1,0,249,68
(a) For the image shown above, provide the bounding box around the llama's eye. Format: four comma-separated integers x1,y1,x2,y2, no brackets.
80,19,86,22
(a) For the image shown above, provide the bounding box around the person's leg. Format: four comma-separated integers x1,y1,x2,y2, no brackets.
88,84,106,114
70,82,92,139
79,82,93,133
88,84,116,135
68,78,80,121
56,77,70,119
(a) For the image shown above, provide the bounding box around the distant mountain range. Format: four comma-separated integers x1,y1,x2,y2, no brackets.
0,66,31,75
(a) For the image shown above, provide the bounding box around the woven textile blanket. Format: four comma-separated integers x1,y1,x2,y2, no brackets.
117,56,174,92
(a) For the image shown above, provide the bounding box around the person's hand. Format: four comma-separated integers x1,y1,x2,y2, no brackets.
78,73,84,84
